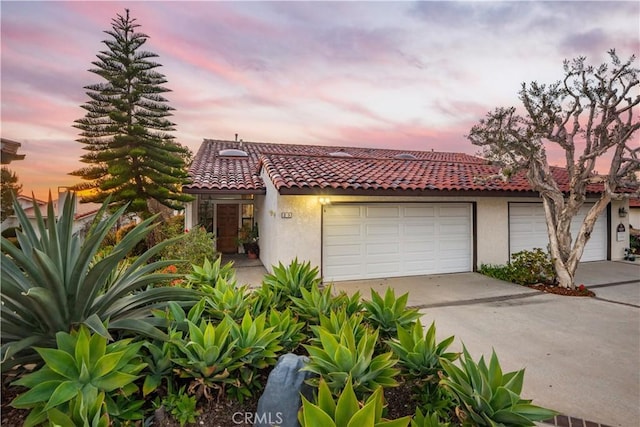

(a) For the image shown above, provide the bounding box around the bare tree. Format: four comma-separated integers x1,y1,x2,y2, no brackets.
468,50,639,289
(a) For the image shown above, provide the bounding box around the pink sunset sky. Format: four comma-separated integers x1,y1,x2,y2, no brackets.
1,1,639,200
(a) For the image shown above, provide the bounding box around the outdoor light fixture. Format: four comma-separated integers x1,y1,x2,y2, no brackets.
618,207,628,218
318,197,331,205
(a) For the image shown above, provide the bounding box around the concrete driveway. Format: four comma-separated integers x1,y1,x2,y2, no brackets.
333,261,640,427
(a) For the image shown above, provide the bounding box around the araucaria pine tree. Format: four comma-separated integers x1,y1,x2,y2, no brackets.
71,9,192,217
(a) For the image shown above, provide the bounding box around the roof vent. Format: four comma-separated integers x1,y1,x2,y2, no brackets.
394,153,417,160
329,151,353,157
219,149,248,157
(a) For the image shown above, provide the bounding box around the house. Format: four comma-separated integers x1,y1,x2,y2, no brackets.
182,139,629,282
629,198,640,230
1,138,26,164
1,192,102,237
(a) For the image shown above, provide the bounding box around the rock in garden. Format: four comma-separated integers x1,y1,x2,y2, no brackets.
254,353,314,427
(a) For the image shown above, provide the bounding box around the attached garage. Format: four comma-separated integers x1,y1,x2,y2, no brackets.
509,203,608,262
322,203,473,281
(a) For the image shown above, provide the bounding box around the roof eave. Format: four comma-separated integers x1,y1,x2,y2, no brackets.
182,188,267,195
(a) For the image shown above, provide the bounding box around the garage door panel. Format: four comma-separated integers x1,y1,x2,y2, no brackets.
325,244,361,256
323,203,472,281
367,242,399,255
366,206,400,218
509,203,606,262
365,224,399,238
325,224,361,237
405,206,436,217
404,223,435,237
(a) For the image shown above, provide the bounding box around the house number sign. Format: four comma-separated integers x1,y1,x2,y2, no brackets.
616,223,626,242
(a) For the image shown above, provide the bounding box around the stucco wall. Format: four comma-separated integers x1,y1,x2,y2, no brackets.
255,172,280,272
255,192,531,274
629,208,640,231
256,191,623,276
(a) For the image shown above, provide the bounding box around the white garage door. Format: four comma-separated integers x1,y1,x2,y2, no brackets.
509,203,607,262
323,203,472,282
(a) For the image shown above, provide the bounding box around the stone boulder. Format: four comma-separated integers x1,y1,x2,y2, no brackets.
254,353,315,427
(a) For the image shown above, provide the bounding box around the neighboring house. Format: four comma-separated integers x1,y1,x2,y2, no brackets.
1,138,26,164
1,192,101,237
629,198,640,231
183,139,629,282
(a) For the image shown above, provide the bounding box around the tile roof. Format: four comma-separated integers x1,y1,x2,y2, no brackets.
185,139,604,195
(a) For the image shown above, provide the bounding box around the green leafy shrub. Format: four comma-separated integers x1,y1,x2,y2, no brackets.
159,386,200,427
161,227,217,274
510,248,555,285
363,288,422,340
1,195,199,371
479,248,555,285
303,320,399,397
298,376,411,427
629,233,639,253
439,347,558,426
11,325,145,426
477,264,514,283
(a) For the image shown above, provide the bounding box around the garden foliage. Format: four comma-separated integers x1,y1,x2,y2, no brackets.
5,243,557,425
0,195,198,372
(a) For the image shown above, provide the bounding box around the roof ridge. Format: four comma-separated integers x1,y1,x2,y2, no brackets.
203,138,482,158
259,151,489,165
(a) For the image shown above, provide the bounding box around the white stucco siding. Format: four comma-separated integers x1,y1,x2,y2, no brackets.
630,208,640,230
255,172,281,273
475,198,510,266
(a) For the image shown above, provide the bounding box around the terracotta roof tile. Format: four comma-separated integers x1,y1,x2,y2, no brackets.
185,139,605,195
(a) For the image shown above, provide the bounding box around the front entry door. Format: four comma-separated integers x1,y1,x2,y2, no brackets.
216,204,239,254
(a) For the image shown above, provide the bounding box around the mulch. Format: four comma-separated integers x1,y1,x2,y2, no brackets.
527,283,595,297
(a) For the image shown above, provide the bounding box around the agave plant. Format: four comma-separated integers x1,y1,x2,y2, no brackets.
439,346,558,426
203,278,256,321
387,320,458,418
411,408,450,427
362,288,422,339
1,194,200,371
261,258,321,309
298,376,411,427
185,256,235,288
267,308,306,353
310,308,370,346
11,325,145,426
303,320,399,397
291,283,343,326
227,311,283,401
387,320,458,383
171,317,246,400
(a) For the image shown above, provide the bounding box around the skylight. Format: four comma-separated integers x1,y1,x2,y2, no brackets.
219,149,248,157
394,153,417,160
329,151,353,157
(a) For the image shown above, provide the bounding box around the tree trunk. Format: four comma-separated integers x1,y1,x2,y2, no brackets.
542,193,610,289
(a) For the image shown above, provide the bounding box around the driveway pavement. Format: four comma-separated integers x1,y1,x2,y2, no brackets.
333,261,640,427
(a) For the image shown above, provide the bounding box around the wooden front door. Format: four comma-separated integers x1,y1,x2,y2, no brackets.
216,204,239,253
